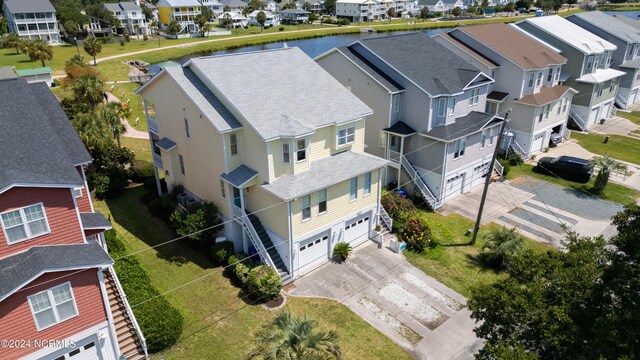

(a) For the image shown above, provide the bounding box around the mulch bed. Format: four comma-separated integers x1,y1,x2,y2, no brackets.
262,293,286,310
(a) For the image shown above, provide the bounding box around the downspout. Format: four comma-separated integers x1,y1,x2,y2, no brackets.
97,268,121,359
287,201,294,277
441,141,449,204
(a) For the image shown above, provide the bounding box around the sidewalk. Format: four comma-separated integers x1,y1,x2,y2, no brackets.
105,92,149,139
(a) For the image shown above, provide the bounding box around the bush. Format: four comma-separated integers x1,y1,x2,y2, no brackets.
143,34,148,41
333,242,352,262
279,26,285,31
211,241,235,265
231,254,259,284
508,152,523,166
481,226,526,270
169,201,221,242
498,158,511,177
381,192,416,232
246,265,283,301
130,162,155,183
88,146,135,199
399,216,431,252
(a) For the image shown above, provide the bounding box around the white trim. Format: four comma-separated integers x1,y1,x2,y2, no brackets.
336,126,356,147
27,281,79,331
0,183,81,195
1,202,51,245
22,322,114,360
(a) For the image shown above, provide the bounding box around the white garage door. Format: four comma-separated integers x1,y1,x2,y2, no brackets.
444,173,464,201
471,162,489,189
44,335,101,360
531,132,545,153
589,107,599,125
631,89,638,104
344,213,371,245
298,233,329,275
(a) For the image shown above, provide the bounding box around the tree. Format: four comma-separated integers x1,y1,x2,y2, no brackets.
194,13,208,35
73,74,105,110
324,0,336,14
221,13,233,28
223,5,231,12
27,39,53,67
169,201,221,242
505,2,515,13
71,112,110,153
588,155,627,193
99,102,126,147
387,7,396,18
481,226,526,270
202,22,212,37
64,20,79,38
420,7,430,19
256,11,267,33
247,311,341,360
0,17,8,36
451,6,461,17
83,36,102,65
303,1,312,11
167,19,181,35
244,0,266,15
4,32,21,54
309,13,318,23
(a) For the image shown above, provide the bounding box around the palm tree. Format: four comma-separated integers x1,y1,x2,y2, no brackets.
482,226,526,270
83,35,102,65
5,33,21,54
73,74,105,110
71,112,111,153
247,311,341,360
28,39,53,67
100,102,126,147
588,155,628,193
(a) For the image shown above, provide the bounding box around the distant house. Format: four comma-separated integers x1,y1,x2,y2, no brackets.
310,0,326,13
104,1,150,35
442,0,465,10
220,0,247,13
157,0,202,33
3,0,60,44
248,10,280,27
200,0,225,17
415,0,448,13
279,8,310,23
218,11,248,28
336,0,407,22
87,16,114,37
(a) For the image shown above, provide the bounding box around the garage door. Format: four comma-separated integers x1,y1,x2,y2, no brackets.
531,132,545,153
471,162,489,188
298,233,329,275
44,335,101,360
589,107,599,125
444,174,464,201
631,89,638,104
344,213,370,245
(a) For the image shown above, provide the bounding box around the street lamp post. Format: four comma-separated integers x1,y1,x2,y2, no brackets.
74,36,79,55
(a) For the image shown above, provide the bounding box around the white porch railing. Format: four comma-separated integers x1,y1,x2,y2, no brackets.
616,93,628,110
570,108,587,131
388,150,401,163
493,159,504,177
379,205,393,231
562,127,571,141
152,152,162,168
509,139,527,159
107,267,148,358
147,116,158,134
400,155,438,208
232,205,277,270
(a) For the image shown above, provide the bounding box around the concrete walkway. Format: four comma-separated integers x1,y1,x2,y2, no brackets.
589,114,639,137
105,92,149,139
288,242,483,360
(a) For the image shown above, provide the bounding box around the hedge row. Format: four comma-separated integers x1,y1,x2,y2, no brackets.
106,230,184,353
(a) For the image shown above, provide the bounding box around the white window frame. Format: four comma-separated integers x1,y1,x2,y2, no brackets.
72,187,83,198
585,55,594,74
379,131,386,148
596,83,604,97
318,189,327,214
447,96,456,116
392,94,400,113
609,79,616,93
229,133,238,156
27,282,79,331
364,172,372,196
557,99,563,115
535,71,542,86
220,180,226,198
563,98,569,113
301,195,311,221
282,142,290,164
437,98,446,117
546,68,553,82
480,129,487,148
1,203,50,245
184,117,190,138
179,154,185,175
469,88,480,105
337,127,356,147
528,72,535,87
453,137,466,159
489,127,495,145
296,138,307,162
554,67,561,82
349,177,358,201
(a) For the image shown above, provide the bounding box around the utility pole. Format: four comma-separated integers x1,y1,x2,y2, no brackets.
471,109,511,244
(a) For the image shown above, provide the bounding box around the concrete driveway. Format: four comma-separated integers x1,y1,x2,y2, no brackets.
288,242,483,360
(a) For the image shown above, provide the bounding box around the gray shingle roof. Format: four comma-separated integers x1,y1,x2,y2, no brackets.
221,165,259,187
570,11,640,44
0,78,90,192
188,48,373,140
356,33,486,96
156,137,177,151
0,243,113,302
261,151,388,201
620,58,640,69
118,2,142,11
104,3,122,11
162,66,242,133
3,0,55,14
487,91,509,102
335,46,404,93
220,0,247,7
384,121,416,136
279,8,310,14
610,14,640,31
80,212,112,230
422,111,500,142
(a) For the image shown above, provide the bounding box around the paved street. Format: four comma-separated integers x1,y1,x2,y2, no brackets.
288,242,483,360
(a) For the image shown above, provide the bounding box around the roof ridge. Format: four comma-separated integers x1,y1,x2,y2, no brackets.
194,47,292,61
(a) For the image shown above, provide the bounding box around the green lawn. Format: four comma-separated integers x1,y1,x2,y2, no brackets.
108,82,147,132
616,111,640,126
572,132,640,166
95,186,413,360
506,163,639,205
404,212,553,298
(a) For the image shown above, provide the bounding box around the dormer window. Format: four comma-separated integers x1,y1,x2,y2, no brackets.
547,68,553,82
535,71,542,87
296,138,307,162
230,133,238,156
437,98,446,117
528,73,535,88
469,88,480,105
337,127,355,146
554,67,560,82
585,55,594,74
447,97,456,116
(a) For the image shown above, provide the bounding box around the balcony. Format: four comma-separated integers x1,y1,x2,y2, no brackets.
14,17,55,23
147,116,158,134
152,152,163,168
388,150,400,163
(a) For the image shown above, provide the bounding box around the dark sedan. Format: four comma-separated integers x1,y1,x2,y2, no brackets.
536,156,593,183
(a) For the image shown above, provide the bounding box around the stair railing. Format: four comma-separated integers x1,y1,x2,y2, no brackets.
107,267,148,358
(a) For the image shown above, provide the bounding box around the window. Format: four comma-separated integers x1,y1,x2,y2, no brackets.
585,55,594,73
437,98,446,117
538,104,550,122
609,79,616,93
489,127,495,145
301,195,311,220
179,154,185,175
379,131,386,148
563,98,569,113
528,72,535,87
555,67,561,81
220,180,226,198
557,99,563,115
229,133,238,156
364,172,372,196
392,94,399,113
628,46,634,59
447,97,456,116
536,71,542,86
596,83,604,97
469,88,480,105
350,177,358,201
296,138,307,162
318,189,327,214
480,129,488,148
453,137,466,159
282,142,290,164
544,104,550,119
1,203,49,244
547,68,553,82
184,118,190,138
337,127,356,146
72,187,83,198
28,282,78,330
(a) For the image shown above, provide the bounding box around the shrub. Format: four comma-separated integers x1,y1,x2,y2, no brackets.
279,26,285,31
119,39,125,47
88,146,135,199
246,265,283,301
481,226,526,270
498,158,511,177
211,241,235,265
333,242,352,262
232,254,259,284
234,262,252,284
143,34,148,41
130,162,155,183
169,201,221,242
399,216,431,252
508,152,523,166
381,192,416,232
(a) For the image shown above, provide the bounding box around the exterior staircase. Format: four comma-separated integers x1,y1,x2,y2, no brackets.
508,139,527,161
378,206,397,242
103,268,147,360
569,108,588,131
246,212,291,284
616,92,628,110
399,155,439,209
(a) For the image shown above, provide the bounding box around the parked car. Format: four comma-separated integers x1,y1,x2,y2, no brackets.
549,132,562,146
536,156,592,182
517,7,529,13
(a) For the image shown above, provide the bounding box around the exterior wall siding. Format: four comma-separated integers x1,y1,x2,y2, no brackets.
533,95,572,133
445,124,500,173
74,166,92,213
0,187,84,259
0,270,108,359
244,187,289,240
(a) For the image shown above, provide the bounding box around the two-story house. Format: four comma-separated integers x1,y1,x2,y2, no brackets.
104,1,150,35
567,11,640,110
136,48,387,280
0,71,146,359
434,23,577,157
415,0,449,13
316,33,498,209
336,0,407,22
515,15,625,131
157,0,202,33
220,0,248,14
3,0,60,44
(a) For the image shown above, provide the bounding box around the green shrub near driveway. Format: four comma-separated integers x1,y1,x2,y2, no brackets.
381,191,416,232
333,242,353,262
246,265,283,301
210,241,235,265
399,217,431,253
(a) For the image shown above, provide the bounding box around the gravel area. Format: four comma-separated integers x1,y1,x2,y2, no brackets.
509,176,623,220
358,297,423,344
378,282,447,330
509,207,565,233
524,201,578,225
399,272,463,311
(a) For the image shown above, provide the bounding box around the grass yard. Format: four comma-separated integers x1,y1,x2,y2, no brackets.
572,132,640,166
108,82,147,132
616,111,640,126
506,163,639,205
403,212,553,298
121,137,152,167
96,186,413,360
